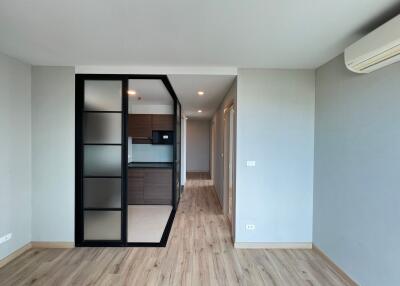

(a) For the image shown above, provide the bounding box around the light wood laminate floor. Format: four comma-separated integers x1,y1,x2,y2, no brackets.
0,176,353,286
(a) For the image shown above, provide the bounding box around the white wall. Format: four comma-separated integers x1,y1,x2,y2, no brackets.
314,55,400,286
31,66,75,242
212,81,236,206
129,104,173,114
236,69,315,243
186,119,210,172
0,53,31,260
181,115,187,186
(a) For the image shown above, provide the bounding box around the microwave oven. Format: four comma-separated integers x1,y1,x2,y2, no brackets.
152,130,173,145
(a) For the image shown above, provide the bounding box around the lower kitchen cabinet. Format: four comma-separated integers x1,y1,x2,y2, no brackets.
128,168,172,205
128,177,144,203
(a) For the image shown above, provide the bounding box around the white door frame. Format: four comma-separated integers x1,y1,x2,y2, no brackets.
223,104,236,238
210,120,216,182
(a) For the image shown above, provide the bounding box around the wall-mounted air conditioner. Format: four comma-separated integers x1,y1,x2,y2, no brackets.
345,14,400,73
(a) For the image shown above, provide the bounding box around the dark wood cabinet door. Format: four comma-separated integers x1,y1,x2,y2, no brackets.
144,169,172,204
152,114,173,131
128,177,144,204
128,169,145,204
128,168,172,205
128,114,152,140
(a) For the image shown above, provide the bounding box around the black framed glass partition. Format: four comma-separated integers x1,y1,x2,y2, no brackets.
174,102,182,206
75,77,127,246
75,74,180,247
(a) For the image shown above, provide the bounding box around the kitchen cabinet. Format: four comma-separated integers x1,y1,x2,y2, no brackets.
128,114,152,142
128,114,173,143
152,114,173,131
144,169,172,203
128,168,172,205
127,170,145,204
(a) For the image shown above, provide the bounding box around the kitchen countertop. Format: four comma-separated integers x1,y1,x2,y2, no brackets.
128,162,173,169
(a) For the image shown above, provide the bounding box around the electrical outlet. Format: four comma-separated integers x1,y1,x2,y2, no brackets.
246,161,256,167
246,224,256,231
0,233,12,244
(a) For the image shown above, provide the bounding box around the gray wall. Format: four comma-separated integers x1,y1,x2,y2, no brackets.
181,116,187,185
31,66,75,242
212,81,236,206
0,53,31,260
236,69,315,243
314,55,400,286
186,119,210,172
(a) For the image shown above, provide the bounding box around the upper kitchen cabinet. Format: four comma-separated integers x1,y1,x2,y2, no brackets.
152,114,173,131
128,114,152,141
128,114,174,138
128,114,173,143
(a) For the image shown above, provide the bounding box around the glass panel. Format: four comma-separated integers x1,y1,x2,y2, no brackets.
83,113,121,144
84,178,121,208
84,211,121,240
84,145,121,176
84,80,122,111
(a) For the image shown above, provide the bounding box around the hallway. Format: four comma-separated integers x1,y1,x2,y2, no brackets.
0,177,352,285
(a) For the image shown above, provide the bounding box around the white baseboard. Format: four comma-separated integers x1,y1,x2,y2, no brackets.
234,242,312,249
31,241,74,248
0,243,32,268
0,241,75,268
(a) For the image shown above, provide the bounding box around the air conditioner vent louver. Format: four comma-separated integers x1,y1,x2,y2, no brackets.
345,15,400,74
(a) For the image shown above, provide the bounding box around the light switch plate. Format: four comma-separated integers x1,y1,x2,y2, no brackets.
246,224,256,231
246,160,256,167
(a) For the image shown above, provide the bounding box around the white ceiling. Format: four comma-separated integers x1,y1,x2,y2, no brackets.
168,75,235,119
0,0,399,68
128,79,173,105
127,76,234,119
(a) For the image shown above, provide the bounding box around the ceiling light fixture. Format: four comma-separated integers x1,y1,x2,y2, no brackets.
198,110,202,113
127,90,137,95
197,91,205,96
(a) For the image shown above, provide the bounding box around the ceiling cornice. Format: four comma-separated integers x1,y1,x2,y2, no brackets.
75,65,238,75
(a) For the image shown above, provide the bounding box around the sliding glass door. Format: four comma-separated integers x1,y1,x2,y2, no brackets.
76,76,127,245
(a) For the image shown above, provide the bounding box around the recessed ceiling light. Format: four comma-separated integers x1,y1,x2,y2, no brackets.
127,90,136,95
197,91,205,96
198,110,202,113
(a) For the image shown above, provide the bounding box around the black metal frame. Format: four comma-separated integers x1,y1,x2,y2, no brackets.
174,98,182,206
75,74,181,247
